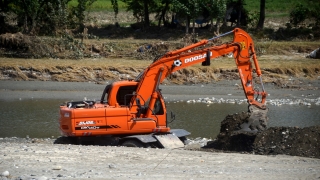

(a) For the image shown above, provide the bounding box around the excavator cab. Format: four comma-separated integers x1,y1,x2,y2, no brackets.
97,81,170,132
100,82,137,106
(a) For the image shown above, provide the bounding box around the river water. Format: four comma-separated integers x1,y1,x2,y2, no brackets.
0,99,319,139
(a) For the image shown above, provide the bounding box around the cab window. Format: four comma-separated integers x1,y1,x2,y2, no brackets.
116,85,137,106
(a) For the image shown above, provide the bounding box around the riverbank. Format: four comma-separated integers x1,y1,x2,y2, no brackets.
0,137,320,180
0,79,319,101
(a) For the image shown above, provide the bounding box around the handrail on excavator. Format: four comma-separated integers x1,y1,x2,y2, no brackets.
208,30,234,42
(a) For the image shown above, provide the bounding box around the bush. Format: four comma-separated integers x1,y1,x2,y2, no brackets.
289,4,309,27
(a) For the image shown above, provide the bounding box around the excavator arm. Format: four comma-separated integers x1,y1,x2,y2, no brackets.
135,28,266,107
133,28,268,131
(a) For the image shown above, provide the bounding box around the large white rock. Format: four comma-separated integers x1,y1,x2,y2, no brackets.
307,48,320,59
1,171,9,177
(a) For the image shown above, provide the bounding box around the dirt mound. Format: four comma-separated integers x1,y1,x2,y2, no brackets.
0,32,53,58
204,110,266,152
253,126,320,158
204,112,320,158
0,32,109,59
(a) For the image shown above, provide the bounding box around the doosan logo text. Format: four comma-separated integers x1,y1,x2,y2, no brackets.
78,121,95,125
184,52,212,63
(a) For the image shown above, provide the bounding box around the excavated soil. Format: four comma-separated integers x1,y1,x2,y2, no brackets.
203,112,320,159
253,126,320,158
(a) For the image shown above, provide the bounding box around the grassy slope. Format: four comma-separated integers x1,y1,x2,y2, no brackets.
1,53,319,83
0,30,319,82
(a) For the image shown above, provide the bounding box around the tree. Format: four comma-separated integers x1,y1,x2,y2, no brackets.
203,0,226,33
111,0,119,18
233,0,244,27
256,0,265,29
121,0,158,27
40,0,71,35
172,0,202,33
14,0,45,34
143,0,150,26
289,1,319,27
224,0,248,27
70,0,96,30
172,0,227,34
0,0,16,33
154,0,171,27
0,0,98,35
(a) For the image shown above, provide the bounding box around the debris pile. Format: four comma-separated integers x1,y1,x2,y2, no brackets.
204,112,320,158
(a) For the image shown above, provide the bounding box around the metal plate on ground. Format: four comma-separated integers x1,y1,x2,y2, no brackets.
154,134,184,149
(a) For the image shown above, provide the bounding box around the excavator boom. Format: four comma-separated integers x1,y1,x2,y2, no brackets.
134,28,266,109
132,28,268,132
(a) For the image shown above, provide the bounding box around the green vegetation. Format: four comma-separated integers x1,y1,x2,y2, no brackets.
68,0,315,14
67,0,319,18
244,0,307,13
1,0,319,36
69,0,127,11
244,0,319,18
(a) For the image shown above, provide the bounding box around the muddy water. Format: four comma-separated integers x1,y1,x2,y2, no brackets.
0,99,319,139
167,102,320,138
0,99,62,138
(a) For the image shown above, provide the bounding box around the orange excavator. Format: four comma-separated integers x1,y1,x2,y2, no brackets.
59,28,268,148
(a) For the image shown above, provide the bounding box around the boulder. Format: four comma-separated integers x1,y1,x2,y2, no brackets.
306,48,320,59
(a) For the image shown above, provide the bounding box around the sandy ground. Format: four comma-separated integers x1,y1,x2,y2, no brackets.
0,80,320,179
0,139,320,180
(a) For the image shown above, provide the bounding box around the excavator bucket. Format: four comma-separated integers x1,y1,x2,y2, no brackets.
154,134,185,149
240,105,269,132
